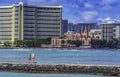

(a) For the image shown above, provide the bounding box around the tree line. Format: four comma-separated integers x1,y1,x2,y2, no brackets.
0,38,120,49
14,38,51,47
61,40,82,47
90,38,120,49
0,38,51,48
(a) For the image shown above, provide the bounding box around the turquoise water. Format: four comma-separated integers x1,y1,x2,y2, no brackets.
0,49,119,77
0,49,120,65
0,72,114,77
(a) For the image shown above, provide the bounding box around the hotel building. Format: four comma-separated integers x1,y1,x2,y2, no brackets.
0,2,62,43
101,22,120,41
113,24,120,39
89,29,102,39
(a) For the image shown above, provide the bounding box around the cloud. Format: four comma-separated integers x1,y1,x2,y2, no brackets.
102,0,118,4
102,5,111,10
97,17,112,22
28,0,57,3
84,2,93,9
2,0,117,23
97,17,120,23
101,0,119,10
28,0,44,2
64,3,79,9
27,0,59,6
81,11,98,21
71,4,79,8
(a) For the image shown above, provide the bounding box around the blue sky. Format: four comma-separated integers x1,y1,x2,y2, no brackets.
0,0,120,23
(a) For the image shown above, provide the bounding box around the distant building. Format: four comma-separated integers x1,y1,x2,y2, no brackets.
62,20,68,36
68,23,97,34
113,25,120,39
51,38,68,47
0,2,62,43
101,22,120,41
68,23,75,32
89,29,102,39
75,23,97,33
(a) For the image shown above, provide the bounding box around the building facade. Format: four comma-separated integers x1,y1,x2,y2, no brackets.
89,29,102,39
68,23,97,34
62,20,68,36
68,23,75,32
101,23,120,41
75,23,97,33
0,6,13,42
51,29,91,47
0,2,62,43
113,25,120,39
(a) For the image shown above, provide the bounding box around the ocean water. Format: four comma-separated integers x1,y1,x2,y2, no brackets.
0,49,119,77
0,72,115,77
0,49,120,65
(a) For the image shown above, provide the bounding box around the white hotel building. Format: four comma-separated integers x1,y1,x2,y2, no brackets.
89,29,102,39
101,22,120,41
113,25,120,39
0,2,62,43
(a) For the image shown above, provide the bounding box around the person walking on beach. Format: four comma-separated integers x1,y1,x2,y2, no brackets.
31,53,35,64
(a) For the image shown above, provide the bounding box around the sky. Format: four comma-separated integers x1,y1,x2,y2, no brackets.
0,0,120,24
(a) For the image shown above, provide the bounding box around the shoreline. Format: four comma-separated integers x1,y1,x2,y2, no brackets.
0,47,119,50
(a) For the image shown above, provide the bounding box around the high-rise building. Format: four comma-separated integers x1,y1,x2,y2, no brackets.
75,23,97,33
0,2,62,43
68,23,97,34
113,24,120,39
68,23,74,32
62,20,68,36
101,22,120,41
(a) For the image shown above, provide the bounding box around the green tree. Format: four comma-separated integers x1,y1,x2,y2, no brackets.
34,40,41,47
14,40,24,47
4,41,11,47
46,37,51,44
90,39,107,48
107,38,119,48
61,40,65,47
116,40,120,48
75,40,82,47
67,40,82,47
0,41,2,44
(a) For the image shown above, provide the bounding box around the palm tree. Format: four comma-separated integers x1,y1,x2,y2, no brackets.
4,41,11,47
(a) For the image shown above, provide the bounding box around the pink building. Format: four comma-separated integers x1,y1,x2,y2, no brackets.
51,38,68,47
51,29,91,47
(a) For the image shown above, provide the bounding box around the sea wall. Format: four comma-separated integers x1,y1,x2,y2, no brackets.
0,63,120,76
